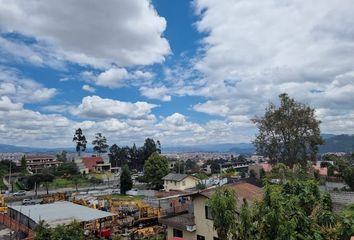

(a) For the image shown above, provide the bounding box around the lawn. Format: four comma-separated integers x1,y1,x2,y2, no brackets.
49,177,91,188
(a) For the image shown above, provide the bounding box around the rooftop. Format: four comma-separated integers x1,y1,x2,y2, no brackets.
159,213,195,231
9,201,114,227
162,173,192,181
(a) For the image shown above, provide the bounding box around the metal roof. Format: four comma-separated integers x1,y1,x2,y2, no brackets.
10,201,114,227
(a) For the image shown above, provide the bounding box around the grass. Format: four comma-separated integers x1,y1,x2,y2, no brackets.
49,177,91,188
110,194,144,201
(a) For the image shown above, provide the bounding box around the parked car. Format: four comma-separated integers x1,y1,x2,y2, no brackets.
22,199,35,205
13,190,26,196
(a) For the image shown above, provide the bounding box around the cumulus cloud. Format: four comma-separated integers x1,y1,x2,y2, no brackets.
0,66,56,103
140,86,171,102
71,95,157,119
187,0,354,134
0,0,170,68
82,84,96,93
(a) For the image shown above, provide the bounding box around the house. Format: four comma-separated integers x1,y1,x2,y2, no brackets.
162,174,199,192
24,155,61,173
80,156,111,174
159,182,264,240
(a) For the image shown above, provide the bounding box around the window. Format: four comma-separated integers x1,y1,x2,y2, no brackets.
173,228,183,238
182,180,186,186
213,237,219,240
197,235,205,240
174,181,177,186
205,206,213,220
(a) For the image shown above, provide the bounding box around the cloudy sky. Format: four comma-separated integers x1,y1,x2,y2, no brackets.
0,0,353,148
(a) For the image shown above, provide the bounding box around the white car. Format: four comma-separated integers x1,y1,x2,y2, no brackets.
13,190,26,196
22,199,35,205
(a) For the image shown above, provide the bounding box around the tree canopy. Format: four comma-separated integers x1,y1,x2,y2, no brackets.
72,128,87,156
252,93,324,167
144,152,169,189
92,133,109,156
120,164,133,194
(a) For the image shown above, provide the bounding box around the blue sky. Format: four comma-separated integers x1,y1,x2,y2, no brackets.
0,0,354,148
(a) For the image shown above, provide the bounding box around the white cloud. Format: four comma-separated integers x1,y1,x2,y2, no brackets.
0,96,22,111
186,0,354,135
82,84,96,93
0,0,170,68
0,66,56,103
71,95,157,119
95,68,129,88
140,86,171,102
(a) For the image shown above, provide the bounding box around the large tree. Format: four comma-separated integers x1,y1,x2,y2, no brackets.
72,128,87,156
252,93,324,167
208,187,238,240
120,164,133,194
144,152,169,189
92,133,109,156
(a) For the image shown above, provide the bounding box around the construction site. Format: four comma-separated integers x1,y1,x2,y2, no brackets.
0,190,191,239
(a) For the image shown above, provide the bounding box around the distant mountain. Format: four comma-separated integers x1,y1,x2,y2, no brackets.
0,144,74,153
162,143,255,154
320,134,354,153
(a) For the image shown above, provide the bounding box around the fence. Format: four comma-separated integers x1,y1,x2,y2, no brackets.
0,213,34,240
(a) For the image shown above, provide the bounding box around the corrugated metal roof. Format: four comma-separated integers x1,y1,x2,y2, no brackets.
10,201,114,227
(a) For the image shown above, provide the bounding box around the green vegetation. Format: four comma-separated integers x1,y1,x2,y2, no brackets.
72,128,87,156
109,138,161,171
120,164,132,194
209,174,354,240
35,221,86,240
92,133,109,156
252,93,324,166
144,152,169,189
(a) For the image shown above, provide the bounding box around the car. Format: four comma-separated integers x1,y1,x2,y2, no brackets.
13,190,26,196
22,199,35,205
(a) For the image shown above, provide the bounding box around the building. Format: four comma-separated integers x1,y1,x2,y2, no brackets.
7,201,115,238
24,155,61,173
80,156,111,174
162,174,199,192
159,182,264,240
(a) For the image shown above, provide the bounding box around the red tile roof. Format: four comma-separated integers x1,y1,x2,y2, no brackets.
81,156,103,170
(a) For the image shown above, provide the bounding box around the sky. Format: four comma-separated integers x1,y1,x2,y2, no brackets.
0,0,354,148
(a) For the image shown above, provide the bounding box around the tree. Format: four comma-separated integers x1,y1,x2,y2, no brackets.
342,166,354,191
173,160,186,174
185,159,199,173
54,162,79,177
41,171,55,195
142,138,160,162
35,221,85,240
73,128,87,156
144,152,169,189
20,155,27,173
210,161,221,174
252,93,324,167
208,187,237,240
56,151,68,162
120,164,133,194
92,133,109,156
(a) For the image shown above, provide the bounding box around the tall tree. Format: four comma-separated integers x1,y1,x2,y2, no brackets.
144,152,169,189
208,187,238,240
92,133,109,156
72,128,87,156
252,93,324,167
142,138,159,161
120,164,133,194
109,144,121,167
20,155,27,173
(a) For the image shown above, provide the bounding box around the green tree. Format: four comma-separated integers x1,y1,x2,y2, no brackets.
144,152,169,189
73,128,87,156
92,133,109,156
20,155,27,173
173,160,186,174
120,164,133,194
210,161,221,174
252,93,324,167
185,159,199,173
208,187,237,240
34,220,51,240
54,162,79,177
56,151,68,162
41,171,55,195
35,221,85,240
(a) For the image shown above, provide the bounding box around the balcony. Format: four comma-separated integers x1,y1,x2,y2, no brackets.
159,213,196,232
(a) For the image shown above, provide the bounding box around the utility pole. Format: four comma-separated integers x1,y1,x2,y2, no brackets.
8,163,12,193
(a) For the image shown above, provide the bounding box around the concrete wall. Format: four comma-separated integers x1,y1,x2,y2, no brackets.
193,196,218,240
164,177,197,191
166,226,195,240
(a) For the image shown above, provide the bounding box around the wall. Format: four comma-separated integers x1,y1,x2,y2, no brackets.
193,196,218,240
166,226,195,240
164,177,197,191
